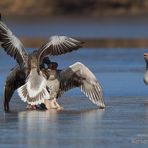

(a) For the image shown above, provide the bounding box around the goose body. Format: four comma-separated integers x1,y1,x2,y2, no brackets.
44,62,105,109
47,70,60,99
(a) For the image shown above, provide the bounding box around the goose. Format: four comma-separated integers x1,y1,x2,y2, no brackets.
40,62,105,109
3,57,50,112
0,14,83,111
144,53,148,85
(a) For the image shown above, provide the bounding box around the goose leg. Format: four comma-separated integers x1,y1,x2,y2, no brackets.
44,98,63,110
53,98,63,109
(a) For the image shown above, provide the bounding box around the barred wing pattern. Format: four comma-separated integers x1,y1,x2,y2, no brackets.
37,36,83,66
17,69,50,105
58,62,105,108
0,19,28,67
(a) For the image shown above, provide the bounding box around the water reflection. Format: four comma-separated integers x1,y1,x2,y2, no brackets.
18,109,104,147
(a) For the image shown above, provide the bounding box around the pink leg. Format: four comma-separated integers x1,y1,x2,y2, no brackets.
53,98,62,109
44,98,63,110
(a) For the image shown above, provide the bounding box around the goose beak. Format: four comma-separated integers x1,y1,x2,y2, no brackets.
144,53,148,61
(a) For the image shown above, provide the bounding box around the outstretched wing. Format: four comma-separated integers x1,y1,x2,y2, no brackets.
4,65,26,112
0,17,28,67
58,62,105,108
37,36,83,65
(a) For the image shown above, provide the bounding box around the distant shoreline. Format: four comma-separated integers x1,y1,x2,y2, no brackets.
20,37,148,48
3,11,148,19
1,0,148,17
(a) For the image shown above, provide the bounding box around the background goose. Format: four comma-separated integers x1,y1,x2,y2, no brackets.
144,53,148,85
0,14,83,110
43,62,105,109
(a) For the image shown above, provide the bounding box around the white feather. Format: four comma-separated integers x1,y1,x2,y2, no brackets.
17,84,27,102
26,69,47,98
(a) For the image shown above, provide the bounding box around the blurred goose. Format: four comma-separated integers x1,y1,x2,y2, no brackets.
144,53,148,85
0,14,83,110
44,62,105,109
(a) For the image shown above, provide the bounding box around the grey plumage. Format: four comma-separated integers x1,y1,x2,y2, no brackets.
46,62,105,108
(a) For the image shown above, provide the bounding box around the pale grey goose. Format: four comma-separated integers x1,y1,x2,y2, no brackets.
44,62,105,109
144,53,148,85
0,14,83,109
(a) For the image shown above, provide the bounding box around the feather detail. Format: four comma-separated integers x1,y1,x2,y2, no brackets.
17,84,50,105
17,69,50,105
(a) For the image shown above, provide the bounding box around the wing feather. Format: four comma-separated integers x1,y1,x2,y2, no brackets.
0,18,28,66
17,69,50,105
37,36,83,66
58,62,105,108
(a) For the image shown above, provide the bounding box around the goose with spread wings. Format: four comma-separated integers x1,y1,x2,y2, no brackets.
42,62,105,109
3,57,50,112
0,14,83,109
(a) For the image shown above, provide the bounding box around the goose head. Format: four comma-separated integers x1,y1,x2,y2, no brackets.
47,62,58,70
144,53,148,63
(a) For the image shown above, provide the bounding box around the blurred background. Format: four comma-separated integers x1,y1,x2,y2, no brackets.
1,0,148,16
1,0,148,47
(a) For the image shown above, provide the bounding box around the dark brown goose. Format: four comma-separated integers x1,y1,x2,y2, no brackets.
43,62,105,109
0,14,83,110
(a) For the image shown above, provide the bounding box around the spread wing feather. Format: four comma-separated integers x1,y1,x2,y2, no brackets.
58,62,105,108
0,18,28,67
37,36,83,65
17,69,50,105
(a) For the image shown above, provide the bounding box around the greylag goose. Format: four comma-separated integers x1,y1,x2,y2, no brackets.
3,57,50,112
144,53,148,84
0,14,83,110
43,62,105,109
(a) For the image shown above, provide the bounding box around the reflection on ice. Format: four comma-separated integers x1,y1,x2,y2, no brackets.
18,108,104,147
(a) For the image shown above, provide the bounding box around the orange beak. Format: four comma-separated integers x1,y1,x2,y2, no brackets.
144,53,148,58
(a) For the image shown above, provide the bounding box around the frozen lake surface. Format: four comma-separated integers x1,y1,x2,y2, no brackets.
0,47,148,147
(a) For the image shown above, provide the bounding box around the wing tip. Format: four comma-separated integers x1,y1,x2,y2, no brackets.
96,100,105,109
75,39,85,46
81,41,85,45
98,104,105,109
17,84,27,102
